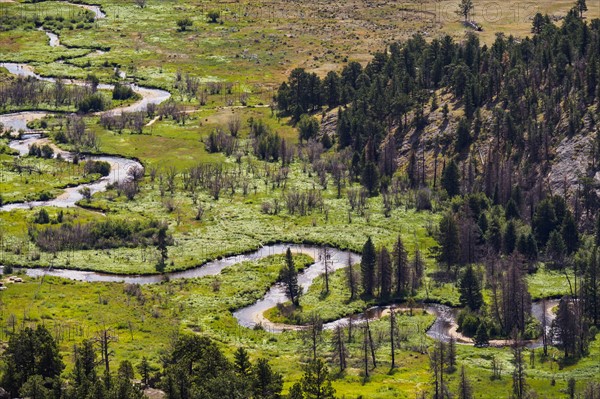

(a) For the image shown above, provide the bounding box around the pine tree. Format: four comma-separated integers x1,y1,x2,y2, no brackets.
533,199,557,246
459,265,484,310
439,213,460,267
504,221,517,254
582,247,600,326
547,230,567,269
474,322,489,347
250,358,283,399
361,237,377,296
393,235,409,297
412,248,425,293
457,365,474,399
487,217,502,253
234,347,252,376
361,162,380,196
456,117,471,152
505,198,520,220
280,248,301,305
577,0,588,18
378,247,393,299
441,159,460,197
301,359,336,399
561,210,579,255
155,223,169,273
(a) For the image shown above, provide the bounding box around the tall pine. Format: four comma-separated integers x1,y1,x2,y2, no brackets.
361,237,377,296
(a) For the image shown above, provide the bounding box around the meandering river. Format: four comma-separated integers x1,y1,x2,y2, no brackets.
0,1,560,344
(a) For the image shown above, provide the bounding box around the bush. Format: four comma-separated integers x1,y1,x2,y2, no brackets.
112,83,134,100
84,160,111,177
207,10,220,23
457,309,480,337
78,93,106,113
176,18,193,31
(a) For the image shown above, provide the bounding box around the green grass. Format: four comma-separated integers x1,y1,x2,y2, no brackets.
0,151,101,204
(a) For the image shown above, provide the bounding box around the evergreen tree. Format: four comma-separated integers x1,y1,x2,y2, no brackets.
504,221,517,254
455,117,471,152
438,213,460,267
280,248,300,305
234,347,252,377
361,162,380,196
474,322,489,347
393,235,409,297
547,230,567,268
378,247,393,299
532,12,547,34
156,222,169,273
577,0,588,18
301,359,336,399
361,237,377,296
561,210,579,255
582,247,600,326
459,265,484,310
251,358,283,399
322,71,340,108
505,199,520,220
441,159,460,197
533,199,557,247
457,365,474,399
1,325,64,397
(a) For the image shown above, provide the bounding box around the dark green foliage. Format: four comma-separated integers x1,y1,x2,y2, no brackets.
278,68,322,118
34,218,172,253
34,208,50,224
552,296,589,358
441,159,460,197
253,130,282,162
280,248,300,305
28,143,54,159
176,18,193,31
250,358,283,399
112,83,135,100
547,230,567,268
438,213,460,266
234,347,252,377
298,114,320,143
378,247,392,299
504,221,517,254
455,117,471,152
517,233,538,261
78,93,106,113
156,222,169,273
459,265,483,310
1,325,64,397
505,199,520,220
393,235,409,297
322,71,341,108
533,199,558,247
361,162,379,196
581,247,600,326
84,160,111,177
207,10,220,23
301,359,336,399
474,322,489,347
361,237,376,296
561,211,579,255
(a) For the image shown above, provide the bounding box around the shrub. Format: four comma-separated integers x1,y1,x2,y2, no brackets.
112,83,134,100
78,93,106,113
84,160,111,177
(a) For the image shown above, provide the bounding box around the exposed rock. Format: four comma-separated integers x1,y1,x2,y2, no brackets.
547,133,594,195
